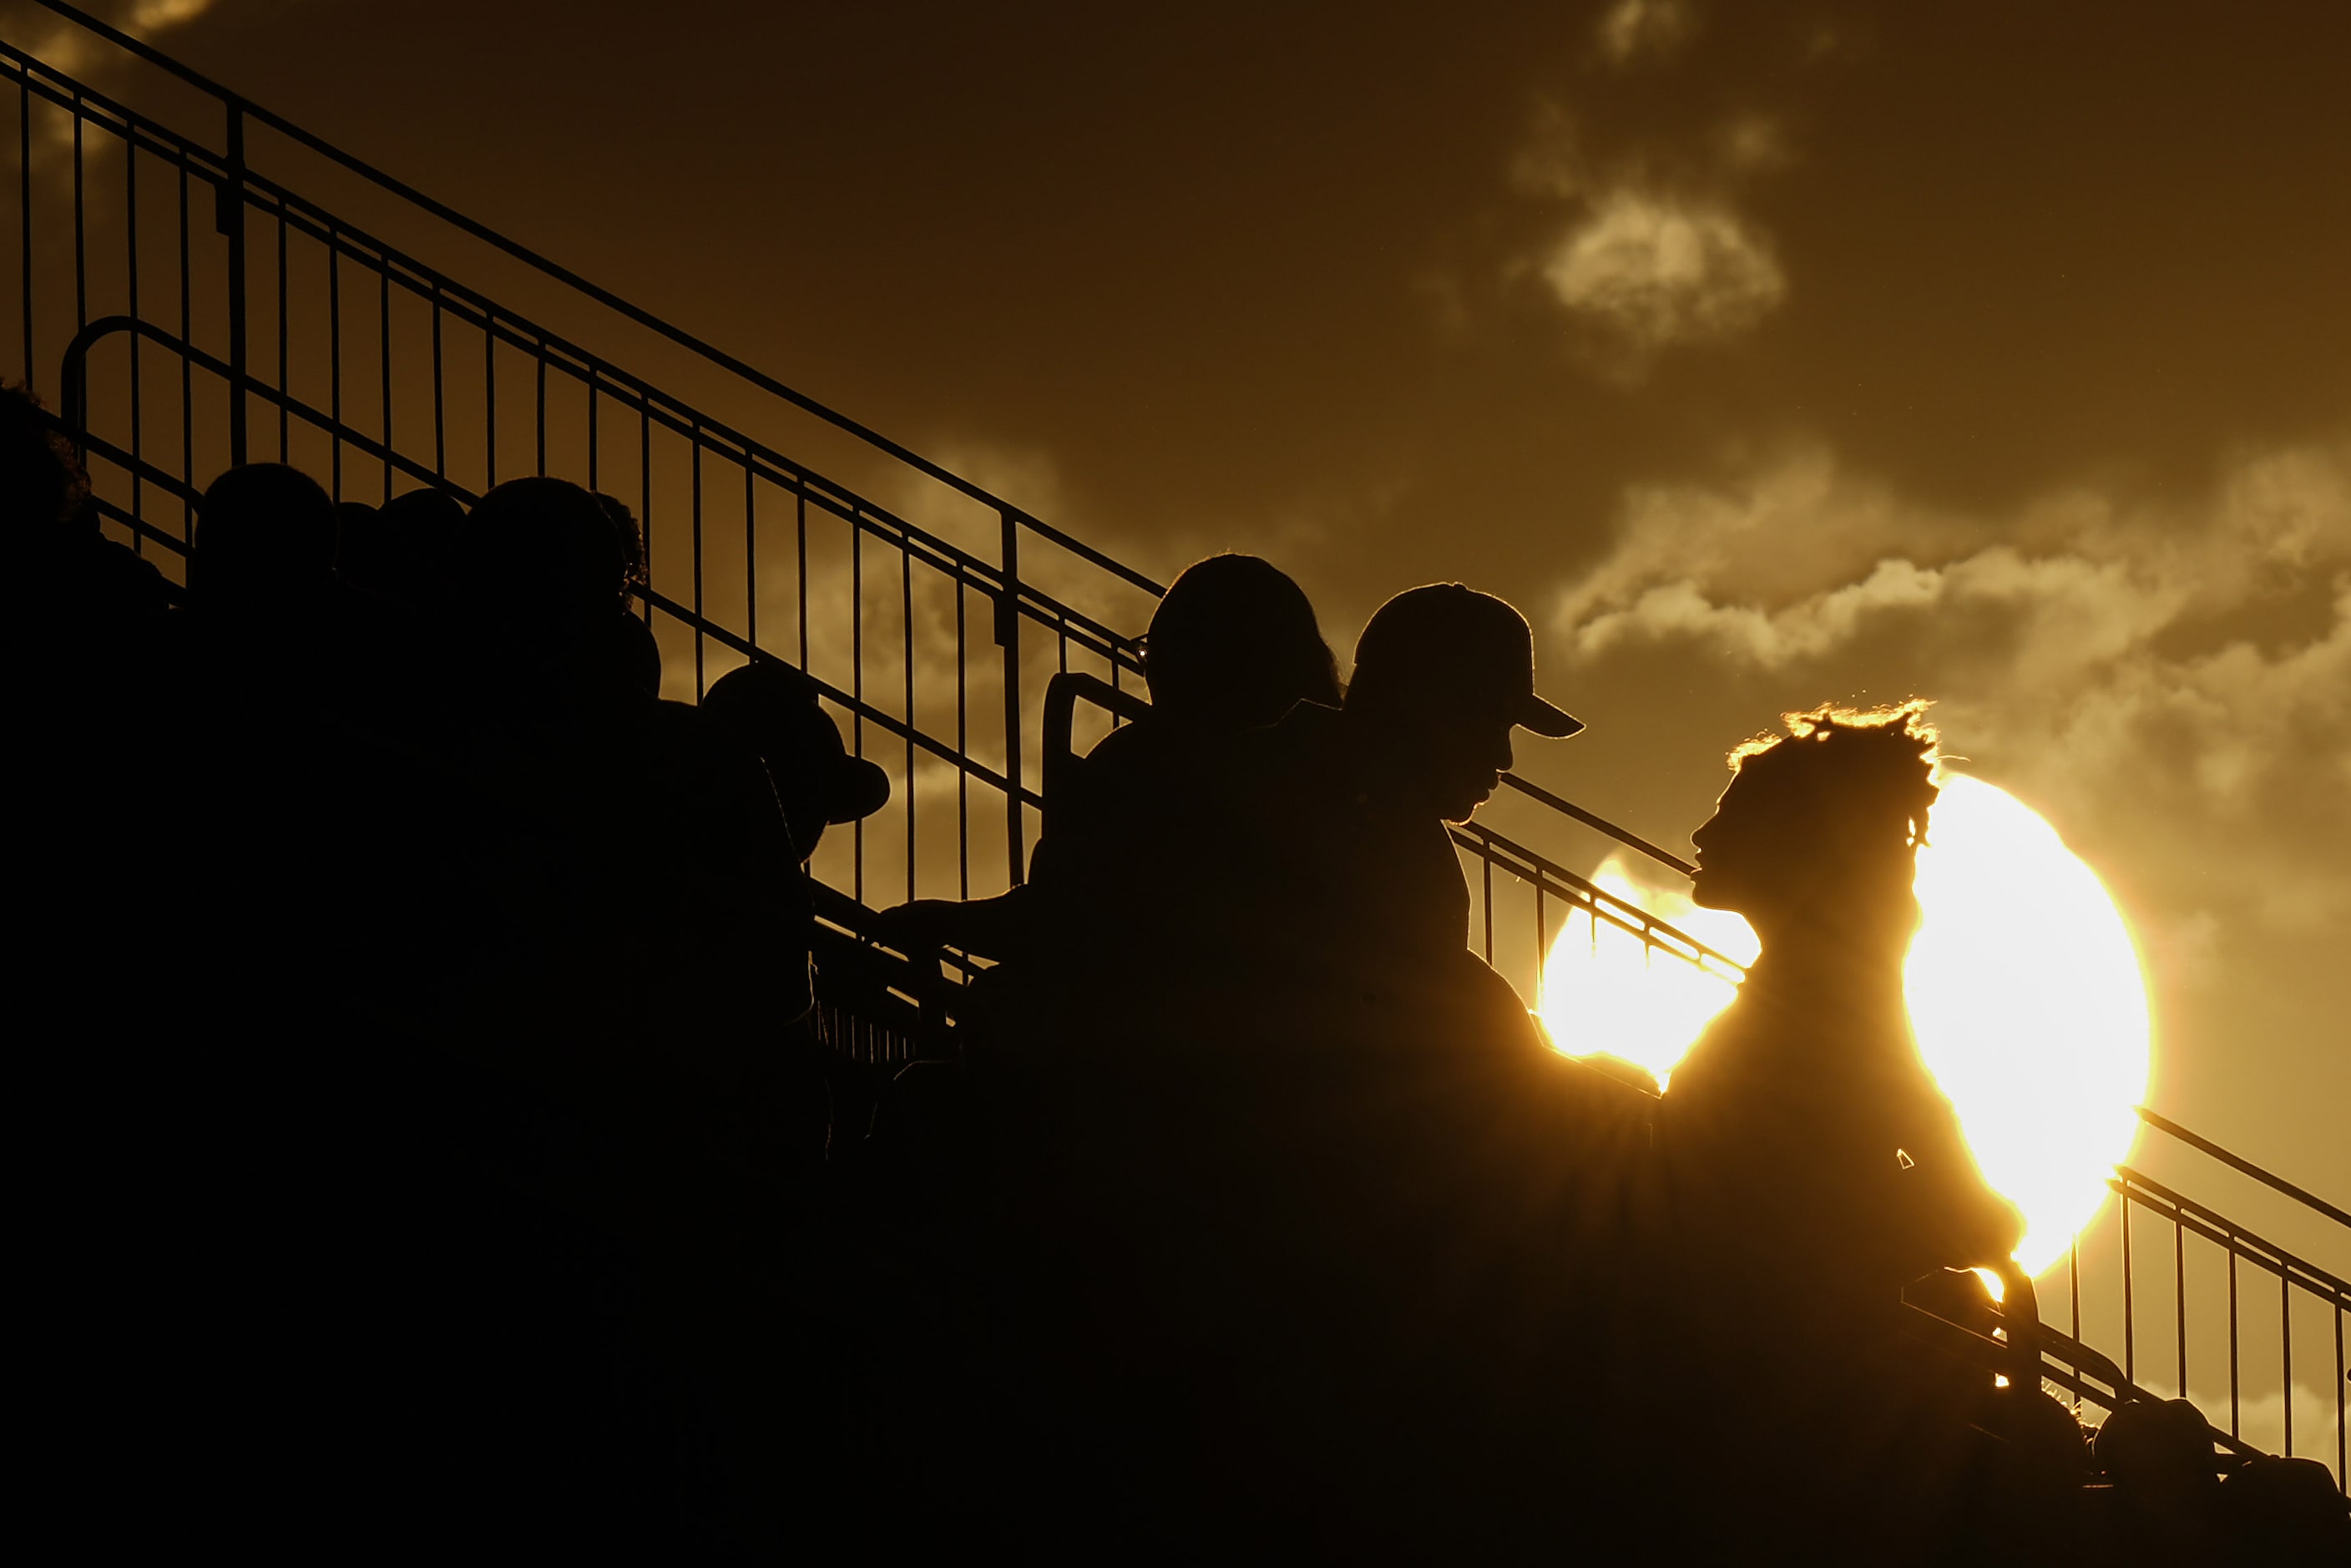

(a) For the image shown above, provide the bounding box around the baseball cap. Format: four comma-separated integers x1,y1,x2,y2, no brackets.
1349,583,1582,737
701,660,892,827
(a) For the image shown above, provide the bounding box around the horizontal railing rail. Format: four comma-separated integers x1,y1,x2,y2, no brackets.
2135,1106,2351,1234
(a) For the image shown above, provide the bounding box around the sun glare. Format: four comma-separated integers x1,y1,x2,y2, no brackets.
1904,774,2151,1275
1538,773,2151,1279
1536,862,1757,1087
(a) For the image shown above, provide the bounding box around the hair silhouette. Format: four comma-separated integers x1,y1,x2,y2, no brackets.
464,476,624,659
190,462,338,609
1693,699,1941,953
1141,553,1340,729
2,381,90,530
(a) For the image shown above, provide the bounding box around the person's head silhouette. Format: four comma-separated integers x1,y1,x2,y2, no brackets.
1691,701,1939,954
464,477,624,663
349,487,467,613
1144,554,1341,731
190,463,338,613
700,660,890,858
1,382,89,535
1342,584,1580,822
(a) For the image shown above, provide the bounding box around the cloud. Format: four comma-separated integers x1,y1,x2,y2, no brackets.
1539,190,1787,356
1554,436,2351,933
7,0,220,82
1596,0,1699,68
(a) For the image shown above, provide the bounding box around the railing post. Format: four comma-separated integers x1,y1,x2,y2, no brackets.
997,508,1025,887
217,100,247,467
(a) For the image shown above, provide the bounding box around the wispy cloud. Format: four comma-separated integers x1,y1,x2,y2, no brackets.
1540,190,1786,359
7,0,220,78
1555,437,2351,933
1595,0,1699,68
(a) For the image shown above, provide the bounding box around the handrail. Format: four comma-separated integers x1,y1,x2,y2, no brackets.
2133,1106,2351,1233
20,0,1164,599
2111,1166,2351,1302
1455,818,1751,979
1498,771,1697,877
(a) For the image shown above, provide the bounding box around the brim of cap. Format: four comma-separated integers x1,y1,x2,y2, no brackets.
1518,695,1585,738
824,756,893,824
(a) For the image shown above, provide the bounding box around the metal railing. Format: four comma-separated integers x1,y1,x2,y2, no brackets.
2044,1116,2350,1490
4,3,1163,921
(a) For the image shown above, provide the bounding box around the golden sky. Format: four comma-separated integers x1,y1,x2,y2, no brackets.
49,0,2351,1201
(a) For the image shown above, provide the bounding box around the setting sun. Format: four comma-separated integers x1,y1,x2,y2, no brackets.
1540,773,2151,1277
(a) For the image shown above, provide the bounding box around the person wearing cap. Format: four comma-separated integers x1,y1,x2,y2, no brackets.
700,660,892,1029
968,586,1600,1555
1191,581,1582,994
701,660,892,869
876,552,1343,965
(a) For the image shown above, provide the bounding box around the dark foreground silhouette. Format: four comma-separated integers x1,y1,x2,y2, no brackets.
8,385,2343,1564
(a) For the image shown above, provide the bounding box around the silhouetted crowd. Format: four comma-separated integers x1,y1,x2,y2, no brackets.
8,382,2344,1564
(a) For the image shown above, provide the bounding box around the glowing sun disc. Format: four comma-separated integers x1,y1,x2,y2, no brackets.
1538,773,2151,1279
1904,773,2150,1276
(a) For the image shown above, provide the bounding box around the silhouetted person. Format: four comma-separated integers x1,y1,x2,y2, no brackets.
702,659,890,866
2084,1399,2227,1565
700,658,891,1168
5,382,169,649
879,552,1341,960
2217,1454,2351,1562
1085,581,1579,1024
463,474,626,668
339,485,466,615
965,583,1605,1560
1656,701,2024,1550
1137,550,1342,728
456,480,873,1559
187,461,339,622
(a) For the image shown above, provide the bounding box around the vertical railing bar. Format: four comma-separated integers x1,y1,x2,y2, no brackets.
483,307,496,487
999,511,1024,888
533,336,546,473
223,103,246,467
2281,1275,2293,1454
1534,883,1549,1003
742,460,756,652
274,197,286,457
902,545,915,906
638,401,650,640
18,70,31,384
585,362,599,492
2122,1194,2136,1383
327,225,341,495
1480,845,1494,965
2228,1242,2241,1438
376,258,390,502
71,96,84,332
429,281,445,478
2069,1237,2082,1411
956,577,968,900
124,132,141,544
2333,1302,2343,1495
852,513,865,905
2175,1216,2187,1399
690,424,704,696
175,159,190,534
